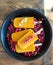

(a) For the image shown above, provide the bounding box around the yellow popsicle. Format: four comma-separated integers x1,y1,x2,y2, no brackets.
11,29,29,42
13,17,34,28
15,43,35,53
18,29,38,49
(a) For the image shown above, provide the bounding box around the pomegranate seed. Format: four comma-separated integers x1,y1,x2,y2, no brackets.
10,24,14,30
10,40,13,44
32,51,35,54
28,53,31,56
34,53,37,55
7,33,9,37
19,28,21,31
36,24,40,28
12,30,15,33
34,20,39,22
38,34,42,38
24,52,28,56
13,49,16,52
15,28,19,32
11,48,15,51
11,19,13,22
41,18,44,21
38,48,40,51
41,31,44,36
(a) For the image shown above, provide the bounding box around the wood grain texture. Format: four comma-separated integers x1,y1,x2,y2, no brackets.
0,0,53,65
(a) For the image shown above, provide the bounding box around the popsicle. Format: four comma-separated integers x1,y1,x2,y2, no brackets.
13,17,34,28
11,29,29,42
18,29,38,49
15,43,35,53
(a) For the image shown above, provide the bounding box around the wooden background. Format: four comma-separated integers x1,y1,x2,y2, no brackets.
0,0,53,65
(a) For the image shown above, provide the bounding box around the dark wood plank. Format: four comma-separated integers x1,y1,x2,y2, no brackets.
0,42,4,52
0,51,43,65
50,42,53,64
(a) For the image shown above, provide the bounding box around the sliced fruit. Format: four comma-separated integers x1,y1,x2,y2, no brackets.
13,17,34,28
18,29,38,49
15,43,35,53
11,29,29,42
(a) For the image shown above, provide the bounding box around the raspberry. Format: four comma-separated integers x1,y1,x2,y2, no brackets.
19,28,21,31
34,27,38,32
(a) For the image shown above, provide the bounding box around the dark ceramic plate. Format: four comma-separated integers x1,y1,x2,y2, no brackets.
0,8,52,61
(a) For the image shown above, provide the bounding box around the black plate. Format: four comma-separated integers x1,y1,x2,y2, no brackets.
0,8,52,61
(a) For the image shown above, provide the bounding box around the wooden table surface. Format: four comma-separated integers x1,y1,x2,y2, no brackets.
0,0,53,65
